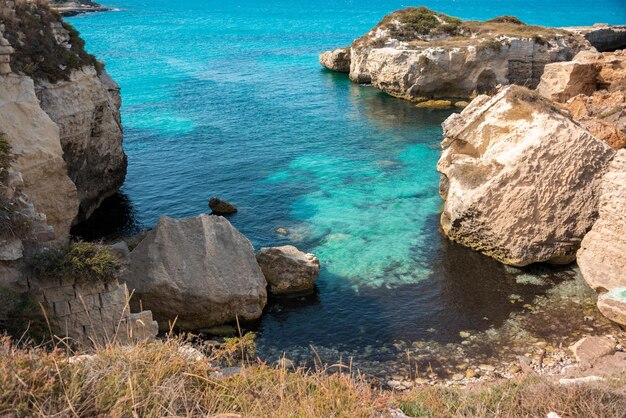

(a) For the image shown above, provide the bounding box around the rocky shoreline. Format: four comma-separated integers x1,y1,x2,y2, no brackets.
0,0,625,394
49,0,113,17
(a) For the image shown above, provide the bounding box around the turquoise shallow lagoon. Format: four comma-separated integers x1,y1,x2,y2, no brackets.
69,0,626,372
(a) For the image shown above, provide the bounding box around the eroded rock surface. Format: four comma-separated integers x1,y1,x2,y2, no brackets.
322,8,589,100
319,47,351,73
256,245,320,295
124,215,267,330
578,150,626,325
437,86,615,266
0,74,78,241
36,67,126,219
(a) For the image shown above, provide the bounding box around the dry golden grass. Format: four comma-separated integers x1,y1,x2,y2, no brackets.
1,332,625,417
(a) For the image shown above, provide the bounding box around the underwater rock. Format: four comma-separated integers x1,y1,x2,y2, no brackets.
124,214,267,330
437,85,615,266
256,245,319,295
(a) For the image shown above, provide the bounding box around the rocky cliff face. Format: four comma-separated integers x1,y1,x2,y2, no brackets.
437,86,615,266
321,8,589,100
1,0,126,222
36,67,127,219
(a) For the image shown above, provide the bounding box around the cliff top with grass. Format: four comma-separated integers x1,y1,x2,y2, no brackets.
355,6,582,48
0,1,101,82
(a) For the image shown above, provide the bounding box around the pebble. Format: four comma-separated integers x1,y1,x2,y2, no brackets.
465,369,476,379
451,373,464,381
459,331,471,338
478,364,495,372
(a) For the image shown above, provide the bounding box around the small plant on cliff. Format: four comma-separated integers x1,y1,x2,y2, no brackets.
3,2,102,82
0,133,12,183
487,16,526,25
32,242,120,282
477,39,503,52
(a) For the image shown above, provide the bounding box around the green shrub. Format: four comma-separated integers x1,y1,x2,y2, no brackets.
0,133,12,183
32,242,121,282
477,39,503,52
487,16,525,25
3,2,102,82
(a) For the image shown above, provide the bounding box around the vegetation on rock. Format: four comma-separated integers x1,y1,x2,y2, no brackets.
357,7,579,48
32,242,120,282
1,1,102,82
0,335,624,417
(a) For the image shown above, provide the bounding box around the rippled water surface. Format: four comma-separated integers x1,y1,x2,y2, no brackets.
69,0,626,373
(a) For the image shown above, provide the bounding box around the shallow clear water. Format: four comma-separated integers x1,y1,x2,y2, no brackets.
69,0,626,373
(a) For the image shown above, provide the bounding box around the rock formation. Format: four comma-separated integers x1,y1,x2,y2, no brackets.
537,51,626,149
2,0,127,222
0,72,78,242
321,8,589,100
256,245,320,295
577,150,626,325
563,24,626,52
437,85,615,266
208,196,237,215
319,47,351,73
36,67,126,219
124,215,267,330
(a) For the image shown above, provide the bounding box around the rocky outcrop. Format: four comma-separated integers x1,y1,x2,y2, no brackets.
536,60,599,102
437,86,615,266
49,1,112,17
563,24,626,52
322,8,589,100
577,150,626,323
256,246,320,295
123,215,267,330
537,51,626,149
2,0,127,222
208,196,237,215
319,47,351,73
597,288,626,326
0,74,78,242
36,67,126,220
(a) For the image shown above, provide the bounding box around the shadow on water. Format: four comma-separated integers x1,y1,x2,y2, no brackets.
70,192,140,241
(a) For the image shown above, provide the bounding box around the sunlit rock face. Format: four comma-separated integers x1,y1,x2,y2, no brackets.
437,85,615,266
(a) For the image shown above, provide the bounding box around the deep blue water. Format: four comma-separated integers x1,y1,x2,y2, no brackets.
69,0,626,369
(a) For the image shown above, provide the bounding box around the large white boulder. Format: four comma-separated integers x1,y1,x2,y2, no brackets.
437,86,615,266
124,215,267,330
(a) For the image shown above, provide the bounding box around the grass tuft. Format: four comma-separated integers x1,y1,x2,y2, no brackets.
31,242,121,282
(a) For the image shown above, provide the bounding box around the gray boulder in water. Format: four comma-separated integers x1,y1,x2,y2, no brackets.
123,214,267,330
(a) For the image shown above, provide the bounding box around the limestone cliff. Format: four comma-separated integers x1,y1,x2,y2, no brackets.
1,0,126,221
321,8,590,100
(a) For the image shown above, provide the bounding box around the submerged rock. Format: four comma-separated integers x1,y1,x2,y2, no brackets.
322,7,589,100
209,196,238,215
319,47,351,73
124,214,267,330
256,245,319,295
437,86,615,266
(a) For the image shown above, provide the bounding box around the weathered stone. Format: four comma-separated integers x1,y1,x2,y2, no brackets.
0,74,78,242
563,24,626,52
127,310,158,342
36,67,127,220
597,287,626,326
570,336,615,368
578,150,626,292
319,47,351,73
575,118,626,150
334,9,589,100
256,245,319,295
124,215,267,330
0,239,23,261
208,196,237,215
437,86,615,266
536,61,599,102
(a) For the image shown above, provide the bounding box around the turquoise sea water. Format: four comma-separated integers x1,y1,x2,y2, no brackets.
69,0,626,369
